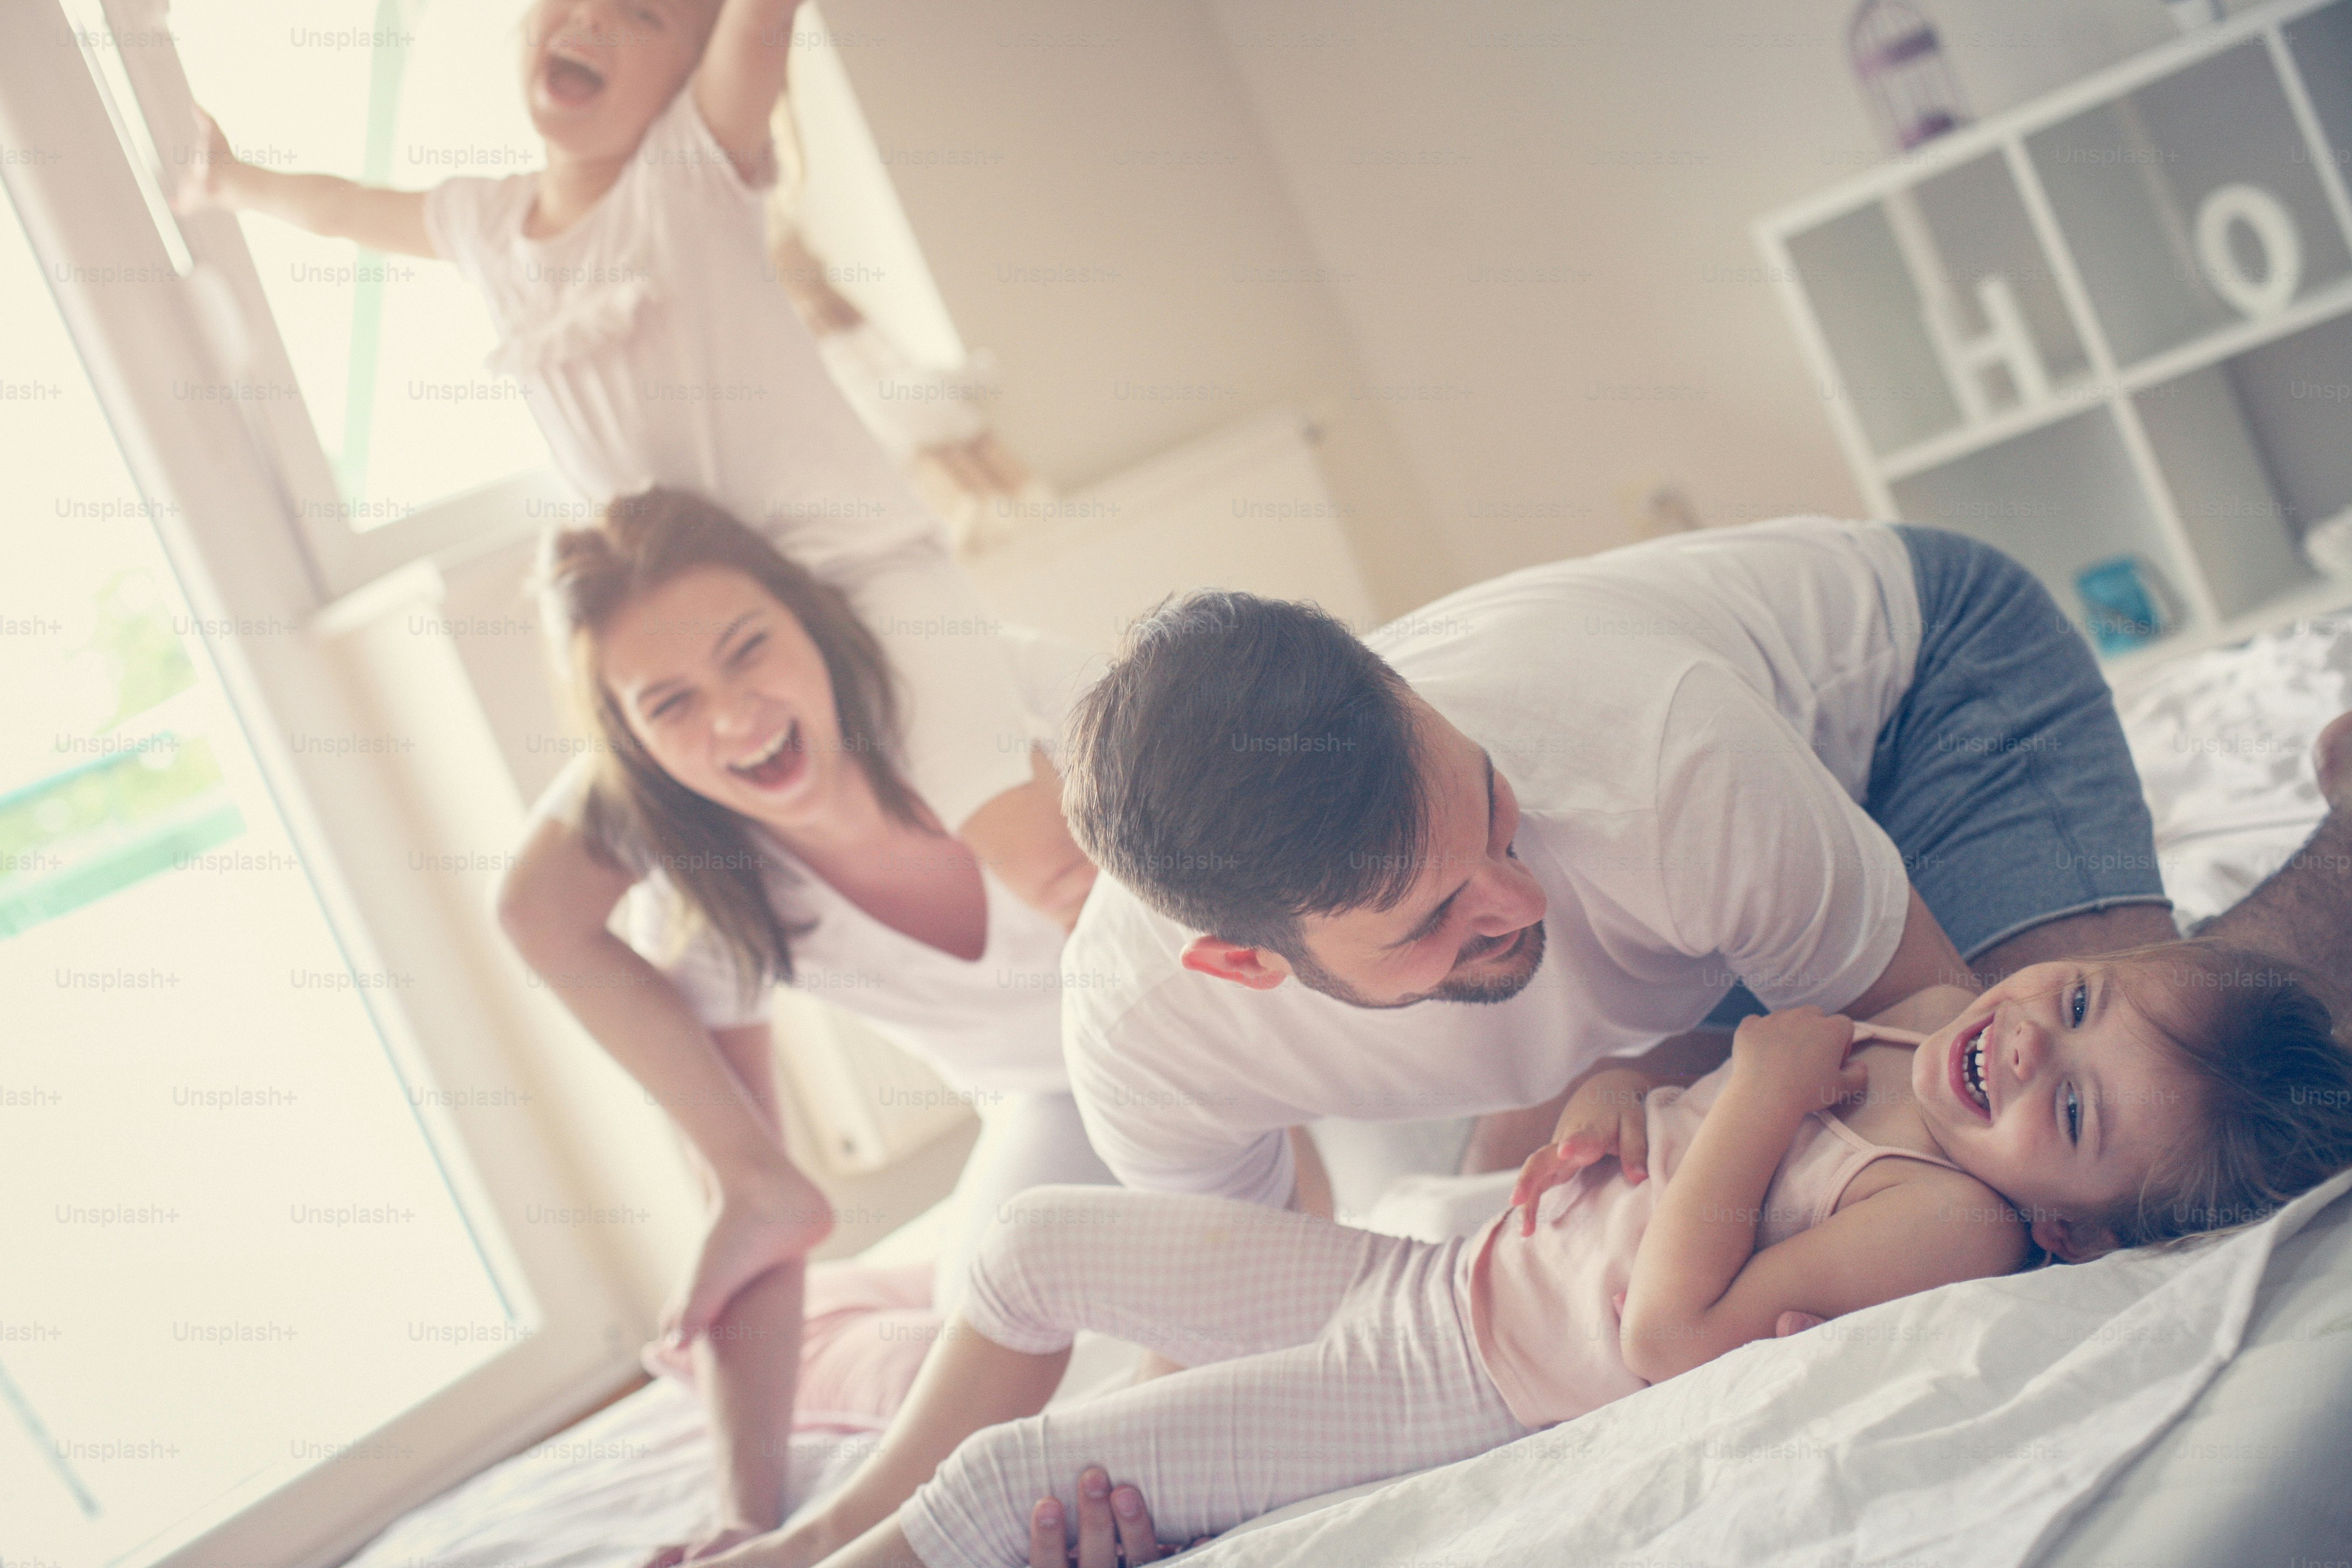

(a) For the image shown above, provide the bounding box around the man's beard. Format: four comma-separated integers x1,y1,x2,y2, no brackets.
1289,920,1548,1011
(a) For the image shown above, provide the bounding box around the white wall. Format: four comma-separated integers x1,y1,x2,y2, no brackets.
1203,0,2216,583
824,0,2237,594
817,0,1455,617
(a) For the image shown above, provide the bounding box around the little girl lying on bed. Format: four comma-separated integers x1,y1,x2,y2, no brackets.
713,942,2352,1568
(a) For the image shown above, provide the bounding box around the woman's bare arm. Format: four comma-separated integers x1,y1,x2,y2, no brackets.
496,817,807,1195
498,822,829,1552
962,747,1100,934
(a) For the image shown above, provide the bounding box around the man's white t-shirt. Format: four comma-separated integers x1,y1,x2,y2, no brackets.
1060,517,1925,1208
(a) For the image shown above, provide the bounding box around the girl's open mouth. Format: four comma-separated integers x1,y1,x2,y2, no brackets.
542,50,605,106
1948,1014,1994,1121
726,720,806,792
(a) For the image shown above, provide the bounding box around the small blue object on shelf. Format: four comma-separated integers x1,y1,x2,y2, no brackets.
2075,555,2179,655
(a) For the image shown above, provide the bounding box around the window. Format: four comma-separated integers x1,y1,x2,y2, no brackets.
0,7,636,1563
0,163,528,1568
169,0,552,527
0,10,985,1549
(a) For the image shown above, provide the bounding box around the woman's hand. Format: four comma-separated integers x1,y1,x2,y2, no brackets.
664,1174,834,1346
637,1522,761,1568
1029,1469,1201,1567
1728,1007,1868,1117
1509,1065,1655,1235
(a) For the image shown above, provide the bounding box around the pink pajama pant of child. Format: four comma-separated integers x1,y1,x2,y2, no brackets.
898,1186,1532,1568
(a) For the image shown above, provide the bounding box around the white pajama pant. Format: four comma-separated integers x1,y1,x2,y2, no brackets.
899,1187,1531,1568
930,1094,1118,1319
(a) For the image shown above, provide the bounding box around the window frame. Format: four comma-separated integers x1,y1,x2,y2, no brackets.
2,5,645,1566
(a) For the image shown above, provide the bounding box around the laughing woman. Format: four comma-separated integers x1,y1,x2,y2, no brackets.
499,488,1115,1558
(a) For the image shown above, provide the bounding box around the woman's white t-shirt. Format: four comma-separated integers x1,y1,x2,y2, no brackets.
423,89,1030,831
615,628,1100,1098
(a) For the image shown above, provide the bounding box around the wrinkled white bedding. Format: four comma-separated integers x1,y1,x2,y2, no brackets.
344,1385,866,1568
345,615,2352,1568
2115,611,2349,929
1206,1169,2352,1567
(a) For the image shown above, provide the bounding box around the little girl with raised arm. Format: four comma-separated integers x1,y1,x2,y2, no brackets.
707,943,2352,1568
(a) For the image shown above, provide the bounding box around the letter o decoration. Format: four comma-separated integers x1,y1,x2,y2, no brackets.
2194,183,2302,318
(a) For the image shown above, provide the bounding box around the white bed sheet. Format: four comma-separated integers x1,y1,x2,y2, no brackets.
341,1331,1151,1568
2115,610,2349,929
1203,1172,2352,1567
342,614,2352,1568
342,1384,869,1568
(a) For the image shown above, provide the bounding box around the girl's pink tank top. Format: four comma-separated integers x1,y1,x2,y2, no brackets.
1458,1026,1960,1429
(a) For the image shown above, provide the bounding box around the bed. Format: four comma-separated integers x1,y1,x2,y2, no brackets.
344,613,2352,1568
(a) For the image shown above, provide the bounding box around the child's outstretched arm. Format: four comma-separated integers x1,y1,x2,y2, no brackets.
176,106,435,257
694,0,806,183
1620,1009,2025,1384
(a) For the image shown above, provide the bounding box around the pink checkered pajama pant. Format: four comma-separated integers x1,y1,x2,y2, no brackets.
898,1185,1532,1568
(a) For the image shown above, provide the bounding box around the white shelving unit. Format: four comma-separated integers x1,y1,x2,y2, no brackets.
1756,0,2352,667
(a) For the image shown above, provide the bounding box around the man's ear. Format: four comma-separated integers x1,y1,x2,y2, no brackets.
2030,1213,2118,1264
1179,935,1293,991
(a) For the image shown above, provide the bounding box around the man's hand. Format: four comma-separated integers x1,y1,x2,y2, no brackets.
1508,1065,1655,1235
1030,1468,1198,1567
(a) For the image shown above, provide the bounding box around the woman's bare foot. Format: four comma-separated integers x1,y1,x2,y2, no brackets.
669,1170,835,1345
2316,710,2352,811
638,1523,763,1568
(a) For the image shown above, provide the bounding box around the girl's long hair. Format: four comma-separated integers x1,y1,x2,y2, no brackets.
537,487,922,995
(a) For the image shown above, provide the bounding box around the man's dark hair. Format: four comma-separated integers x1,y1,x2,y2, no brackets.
1063,590,1428,956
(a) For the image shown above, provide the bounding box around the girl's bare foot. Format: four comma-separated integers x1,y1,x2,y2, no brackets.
2316,710,2352,812
669,1170,835,1345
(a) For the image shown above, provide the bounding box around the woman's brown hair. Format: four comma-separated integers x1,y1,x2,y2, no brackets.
536,486,922,996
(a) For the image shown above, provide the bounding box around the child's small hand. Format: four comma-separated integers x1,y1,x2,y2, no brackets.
174,105,240,214
1510,1065,1654,1235
1730,1006,1868,1116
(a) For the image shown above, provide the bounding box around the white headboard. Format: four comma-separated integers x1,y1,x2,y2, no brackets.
963,407,1376,654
